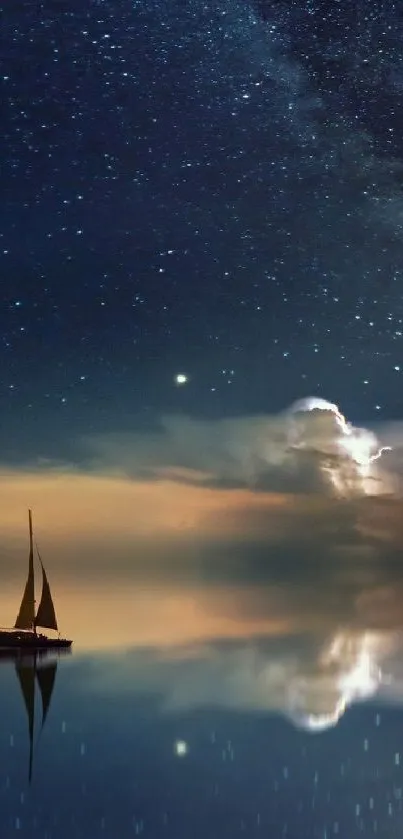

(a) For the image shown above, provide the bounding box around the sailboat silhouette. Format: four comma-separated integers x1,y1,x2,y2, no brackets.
0,510,72,650
15,652,58,783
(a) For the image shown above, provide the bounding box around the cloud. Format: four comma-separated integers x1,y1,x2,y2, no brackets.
68,398,403,557
1,397,403,588
0,397,402,588
82,398,398,498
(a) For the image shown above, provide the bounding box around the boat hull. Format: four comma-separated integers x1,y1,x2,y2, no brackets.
0,632,72,650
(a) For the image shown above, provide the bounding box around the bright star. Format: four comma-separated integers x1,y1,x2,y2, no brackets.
174,373,188,385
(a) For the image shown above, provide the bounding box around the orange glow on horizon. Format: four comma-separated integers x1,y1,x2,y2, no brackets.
0,469,290,549
0,466,402,653
0,578,293,652
0,468,401,572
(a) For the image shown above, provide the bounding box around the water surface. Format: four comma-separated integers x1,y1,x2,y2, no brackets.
2,559,403,837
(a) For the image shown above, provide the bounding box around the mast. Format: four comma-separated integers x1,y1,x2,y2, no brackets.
14,510,35,631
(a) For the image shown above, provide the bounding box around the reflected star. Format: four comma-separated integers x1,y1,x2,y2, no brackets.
174,740,188,756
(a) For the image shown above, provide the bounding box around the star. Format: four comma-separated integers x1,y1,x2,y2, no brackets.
174,373,189,386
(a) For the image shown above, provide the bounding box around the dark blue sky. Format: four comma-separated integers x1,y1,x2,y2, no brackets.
2,0,403,458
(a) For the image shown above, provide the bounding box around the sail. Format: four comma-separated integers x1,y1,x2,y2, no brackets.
16,659,36,783
35,551,58,632
14,510,35,630
36,661,57,728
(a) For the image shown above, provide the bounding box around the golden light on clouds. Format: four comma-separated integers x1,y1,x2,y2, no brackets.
0,466,401,572
0,469,290,552
0,457,402,654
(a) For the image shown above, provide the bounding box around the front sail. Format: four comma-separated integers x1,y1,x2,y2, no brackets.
35,551,58,632
14,510,35,630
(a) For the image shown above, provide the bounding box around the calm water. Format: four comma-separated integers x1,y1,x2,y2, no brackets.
2,560,403,838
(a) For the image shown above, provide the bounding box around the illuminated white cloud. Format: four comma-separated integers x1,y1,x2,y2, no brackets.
84,396,394,498
287,397,392,496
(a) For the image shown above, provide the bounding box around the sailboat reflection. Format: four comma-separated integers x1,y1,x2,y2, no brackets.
12,649,70,783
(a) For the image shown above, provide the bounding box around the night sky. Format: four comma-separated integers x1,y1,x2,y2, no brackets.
4,4,403,829
2,0,403,460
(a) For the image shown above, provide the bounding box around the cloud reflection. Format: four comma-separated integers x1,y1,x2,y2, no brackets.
73,557,403,733
81,625,394,732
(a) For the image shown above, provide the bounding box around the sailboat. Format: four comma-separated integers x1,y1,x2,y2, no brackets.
0,509,72,650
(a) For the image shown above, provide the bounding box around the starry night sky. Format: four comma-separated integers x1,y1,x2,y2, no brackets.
2,0,403,460
4,4,403,828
